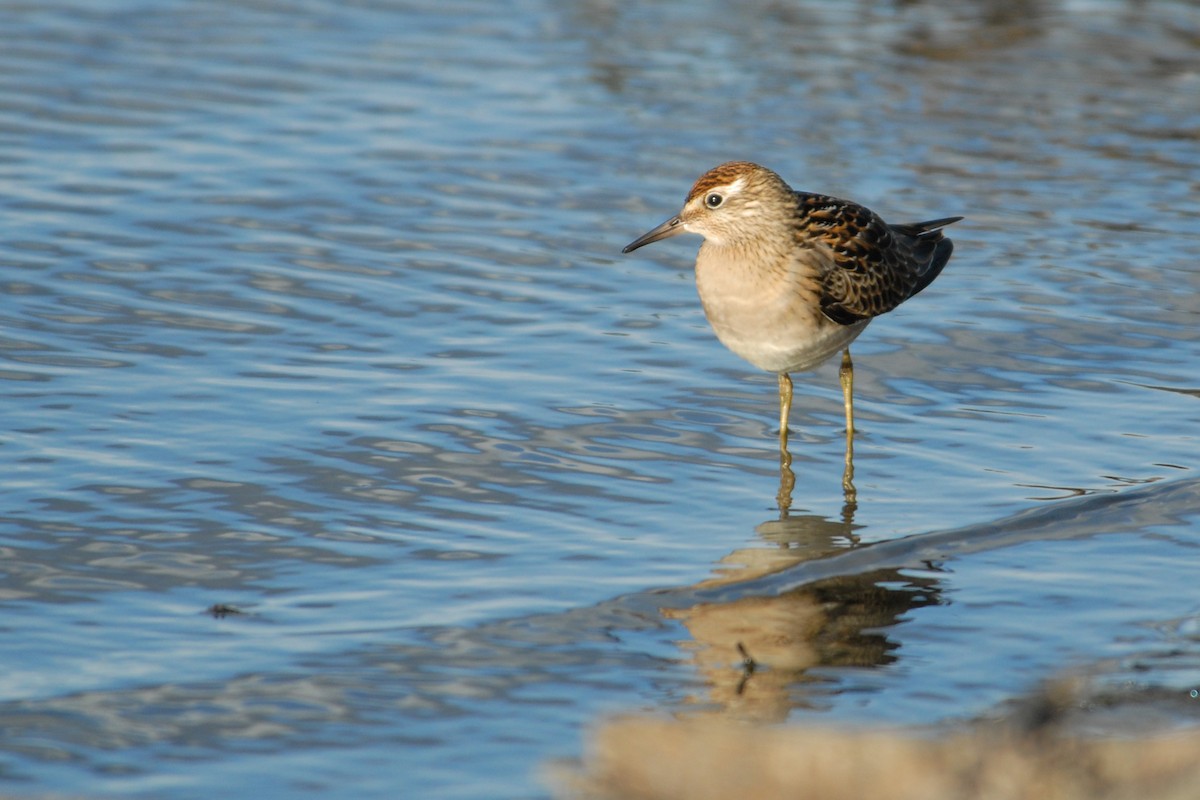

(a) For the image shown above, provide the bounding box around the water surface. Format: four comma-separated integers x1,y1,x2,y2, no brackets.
2,0,1199,797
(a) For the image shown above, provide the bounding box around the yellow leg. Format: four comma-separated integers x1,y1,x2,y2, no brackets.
839,349,854,436
777,372,793,450
776,372,794,512
839,349,857,503
772,371,792,510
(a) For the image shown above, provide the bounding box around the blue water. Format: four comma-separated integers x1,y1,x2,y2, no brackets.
2,0,1200,797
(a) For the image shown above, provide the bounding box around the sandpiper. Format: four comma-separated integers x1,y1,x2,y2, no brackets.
623,161,960,454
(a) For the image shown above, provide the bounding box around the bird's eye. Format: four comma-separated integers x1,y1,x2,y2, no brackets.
705,193,723,209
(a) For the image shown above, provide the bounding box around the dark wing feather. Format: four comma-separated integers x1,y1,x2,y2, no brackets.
795,192,962,326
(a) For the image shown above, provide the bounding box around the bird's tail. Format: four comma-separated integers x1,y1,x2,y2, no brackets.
894,216,963,298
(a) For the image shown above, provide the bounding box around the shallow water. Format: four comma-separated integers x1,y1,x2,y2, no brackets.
2,0,1199,797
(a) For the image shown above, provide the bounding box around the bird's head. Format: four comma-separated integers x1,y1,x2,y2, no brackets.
623,161,795,253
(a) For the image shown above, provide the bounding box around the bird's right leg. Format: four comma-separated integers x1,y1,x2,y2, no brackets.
776,373,795,511
777,372,793,451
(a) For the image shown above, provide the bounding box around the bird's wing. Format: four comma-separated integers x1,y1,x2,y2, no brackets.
795,193,960,325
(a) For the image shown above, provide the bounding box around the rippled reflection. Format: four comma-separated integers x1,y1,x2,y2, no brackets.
663,513,943,722
3,0,1200,797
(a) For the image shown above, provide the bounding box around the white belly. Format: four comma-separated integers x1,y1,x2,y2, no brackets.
713,315,868,373
695,245,869,373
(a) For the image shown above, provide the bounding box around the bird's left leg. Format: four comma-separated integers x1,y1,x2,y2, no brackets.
839,349,855,436
777,372,793,450
776,372,795,511
839,349,857,502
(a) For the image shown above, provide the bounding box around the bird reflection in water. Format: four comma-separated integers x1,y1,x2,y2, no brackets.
663,488,940,722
